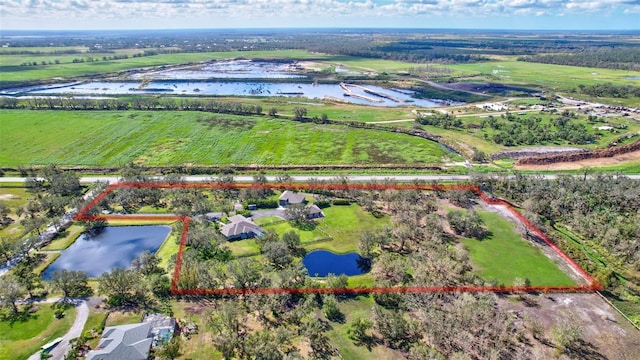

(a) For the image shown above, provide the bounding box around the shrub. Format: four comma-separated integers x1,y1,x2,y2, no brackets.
332,199,351,206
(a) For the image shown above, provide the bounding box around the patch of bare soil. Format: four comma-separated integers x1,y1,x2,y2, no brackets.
500,293,640,359
516,149,640,171
515,141,640,170
515,150,640,170
479,203,589,285
491,146,582,160
0,194,15,200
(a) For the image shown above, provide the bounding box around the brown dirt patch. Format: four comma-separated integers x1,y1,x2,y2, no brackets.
500,293,640,359
515,149,640,171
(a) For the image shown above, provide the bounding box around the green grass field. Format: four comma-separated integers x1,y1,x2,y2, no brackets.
450,59,640,90
0,304,77,360
0,110,453,167
41,225,84,251
0,186,29,238
308,204,391,254
263,220,329,244
461,210,576,286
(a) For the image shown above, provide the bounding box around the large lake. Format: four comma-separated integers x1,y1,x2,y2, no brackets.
42,225,171,279
13,81,442,107
303,250,368,277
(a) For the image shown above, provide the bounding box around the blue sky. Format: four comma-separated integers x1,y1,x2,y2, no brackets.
1,0,639,30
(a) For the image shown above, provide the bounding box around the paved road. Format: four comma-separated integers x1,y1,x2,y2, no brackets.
2,174,640,184
27,299,89,360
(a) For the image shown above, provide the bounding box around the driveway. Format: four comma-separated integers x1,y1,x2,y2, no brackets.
250,208,286,221
28,299,89,360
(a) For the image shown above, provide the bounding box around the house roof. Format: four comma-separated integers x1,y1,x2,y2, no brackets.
220,215,263,238
279,191,307,204
86,323,153,360
308,204,323,215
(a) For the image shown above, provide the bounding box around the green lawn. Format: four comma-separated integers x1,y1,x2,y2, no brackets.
82,309,109,350
308,204,391,254
156,229,180,271
461,210,576,286
0,110,452,167
41,225,84,251
0,304,76,360
263,220,328,244
225,238,260,258
0,186,29,239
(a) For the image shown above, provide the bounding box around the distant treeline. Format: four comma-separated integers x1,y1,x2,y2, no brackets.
7,30,640,66
577,83,640,98
518,47,640,71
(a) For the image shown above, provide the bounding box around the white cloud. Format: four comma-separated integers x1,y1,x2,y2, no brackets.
1,0,638,29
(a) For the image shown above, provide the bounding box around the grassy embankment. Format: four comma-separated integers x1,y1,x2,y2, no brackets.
461,210,576,287
0,110,455,167
0,304,77,360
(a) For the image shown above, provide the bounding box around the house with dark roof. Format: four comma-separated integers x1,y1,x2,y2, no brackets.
279,191,308,207
220,215,264,240
306,204,324,219
85,323,153,360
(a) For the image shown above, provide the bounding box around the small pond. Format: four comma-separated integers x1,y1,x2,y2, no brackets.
42,225,171,279
303,250,369,277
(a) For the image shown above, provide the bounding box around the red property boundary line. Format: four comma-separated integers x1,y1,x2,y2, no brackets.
73,182,602,296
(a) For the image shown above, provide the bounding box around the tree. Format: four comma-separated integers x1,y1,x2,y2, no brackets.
293,107,307,121
50,269,92,301
268,107,278,117
0,276,24,314
262,241,292,270
98,268,145,307
371,305,420,350
285,203,308,225
0,237,16,263
13,262,43,298
322,295,344,322
154,337,182,360
282,230,301,250
346,317,373,344
130,250,164,276
0,201,11,227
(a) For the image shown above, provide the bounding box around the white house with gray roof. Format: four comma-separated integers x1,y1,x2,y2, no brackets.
85,323,153,360
220,215,264,240
279,191,308,207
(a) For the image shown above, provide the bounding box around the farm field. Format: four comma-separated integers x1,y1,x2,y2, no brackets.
461,210,576,287
0,110,456,167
